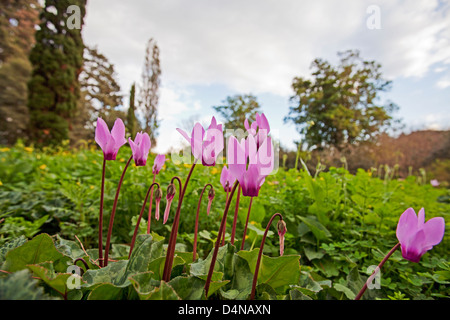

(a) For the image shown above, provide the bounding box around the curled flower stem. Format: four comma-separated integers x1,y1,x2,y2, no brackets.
230,185,241,245
74,258,90,275
128,182,161,259
162,162,197,282
355,242,400,300
250,213,283,300
103,155,133,267
98,158,106,267
193,183,213,261
240,196,254,250
204,181,239,297
146,175,156,234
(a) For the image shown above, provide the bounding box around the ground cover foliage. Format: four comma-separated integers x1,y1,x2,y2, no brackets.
0,142,448,300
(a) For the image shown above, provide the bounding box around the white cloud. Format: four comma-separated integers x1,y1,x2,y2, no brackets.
81,0,450,151
436,73,450,88
83,0,450,95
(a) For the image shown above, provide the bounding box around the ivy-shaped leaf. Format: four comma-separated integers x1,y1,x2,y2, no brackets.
3,233,70,273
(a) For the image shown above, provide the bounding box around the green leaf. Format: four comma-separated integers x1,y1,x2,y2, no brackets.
27,262,72,298
190,244,231,277
147,255,186,281
82,260,129,287
3,233,70,273
87,283,126,300
236,249,301,293
128,271,158,298
168,276,206,300
0,235,27,265
0,269,56,300
220,253,253,300
297,216,331,241
303,246,325,261
141,281,181,300
289,288,313,300
333,283,356,300
54,235,85,260
125,234,163,275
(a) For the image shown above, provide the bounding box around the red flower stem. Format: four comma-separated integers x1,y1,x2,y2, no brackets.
128,182,160,259
220,190,229,246
103,156,133,267
193,183,213,261
204,181,239,297
98,158,106,267
230,185,241,245
162,162,197,282
240,196,254,250
146,175,156,234
354,242,401,300
250,213,283,300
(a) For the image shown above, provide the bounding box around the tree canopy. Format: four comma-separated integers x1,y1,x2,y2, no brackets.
213,94,261,133
285,50,398,151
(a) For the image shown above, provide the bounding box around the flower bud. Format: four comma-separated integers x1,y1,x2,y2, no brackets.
208,187,215,201
166,183,176,201
154,186,162,201
164,183,176,224
206,187,215,216
277,219,287,256
154,187,162,221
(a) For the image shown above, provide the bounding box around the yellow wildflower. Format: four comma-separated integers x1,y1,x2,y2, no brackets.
0,147,10,152
24,147,33,153
211,167,219,175
39,164,47,170
0,181,3,186
90,185,94,190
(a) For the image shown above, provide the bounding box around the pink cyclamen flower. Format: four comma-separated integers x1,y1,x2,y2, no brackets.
396,207,445,263
163,183,176,224
128,132,151,166
244,112,270,149
220,166,236,193
153,154,166,174
176,116,224,166
95,118,127,160
227,134,274,197
430,179,440,187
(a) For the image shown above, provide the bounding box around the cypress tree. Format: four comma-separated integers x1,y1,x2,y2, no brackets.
0,0,39,145
126,83,138,138
27,0,86,145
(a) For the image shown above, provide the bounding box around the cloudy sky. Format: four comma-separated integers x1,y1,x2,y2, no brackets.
82,0,450,153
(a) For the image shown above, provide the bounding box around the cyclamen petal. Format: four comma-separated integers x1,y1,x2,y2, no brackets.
396,208,445,262
95,118,110,150
220,166,236,192
110,118,127,148
95,117,127,160
176,116,224,166
152,154,166,174
129,132,151,166
163,198,173,224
